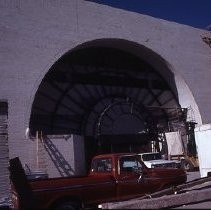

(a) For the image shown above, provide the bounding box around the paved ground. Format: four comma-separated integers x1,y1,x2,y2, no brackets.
174,170,211,209
186,170,201,182
166,171,211,209
175,201,211,209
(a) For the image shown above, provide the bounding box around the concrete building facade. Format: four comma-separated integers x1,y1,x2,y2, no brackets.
0,0,210,198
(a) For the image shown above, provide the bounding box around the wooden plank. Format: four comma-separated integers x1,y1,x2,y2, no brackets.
100,186,211,209
100,177,211,209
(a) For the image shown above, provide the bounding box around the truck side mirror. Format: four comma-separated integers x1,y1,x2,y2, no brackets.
133,166,142,174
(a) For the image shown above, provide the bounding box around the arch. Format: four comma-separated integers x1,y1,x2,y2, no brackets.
28,38,201,156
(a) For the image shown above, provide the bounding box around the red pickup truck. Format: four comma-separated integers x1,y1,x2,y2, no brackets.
9,153,187,210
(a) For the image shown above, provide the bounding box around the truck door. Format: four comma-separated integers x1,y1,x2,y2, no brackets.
116,155,153,200
86,157,116,203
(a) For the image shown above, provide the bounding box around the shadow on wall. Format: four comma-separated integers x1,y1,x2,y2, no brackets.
43,136,75,177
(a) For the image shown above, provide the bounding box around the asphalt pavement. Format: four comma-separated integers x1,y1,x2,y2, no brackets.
186,170,201,182
174,170,211,209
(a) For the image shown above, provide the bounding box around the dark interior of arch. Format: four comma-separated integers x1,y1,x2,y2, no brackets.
29,46,187,154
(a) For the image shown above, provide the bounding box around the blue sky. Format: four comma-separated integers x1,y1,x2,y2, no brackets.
90,0,211,29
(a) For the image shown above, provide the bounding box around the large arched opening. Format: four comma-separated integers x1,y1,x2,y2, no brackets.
29,39,197,170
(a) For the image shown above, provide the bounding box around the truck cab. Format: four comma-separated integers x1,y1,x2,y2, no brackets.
89,153,186,200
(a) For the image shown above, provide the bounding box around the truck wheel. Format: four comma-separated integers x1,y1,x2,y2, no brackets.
54,201,80,210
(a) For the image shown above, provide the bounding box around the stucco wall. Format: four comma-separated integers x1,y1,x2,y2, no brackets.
0,0,210,169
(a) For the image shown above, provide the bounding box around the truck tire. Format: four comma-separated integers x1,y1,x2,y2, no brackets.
54,201,80,210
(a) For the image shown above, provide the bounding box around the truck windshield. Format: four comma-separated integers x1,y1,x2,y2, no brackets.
142,153,162,161
91,158,112,172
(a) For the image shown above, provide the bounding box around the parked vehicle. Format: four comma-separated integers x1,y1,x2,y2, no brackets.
9,153,187,210
138,152,181,168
